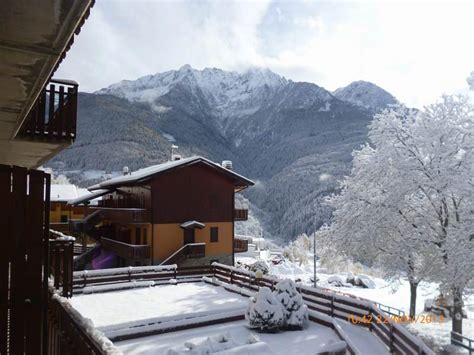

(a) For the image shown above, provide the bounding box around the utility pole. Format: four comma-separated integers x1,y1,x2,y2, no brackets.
313,230,317,288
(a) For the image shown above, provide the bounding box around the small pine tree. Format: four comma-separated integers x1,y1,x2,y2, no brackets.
246,287,284,332
274,279,308,329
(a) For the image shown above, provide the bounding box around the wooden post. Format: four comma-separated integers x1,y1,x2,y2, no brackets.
389,322,394,353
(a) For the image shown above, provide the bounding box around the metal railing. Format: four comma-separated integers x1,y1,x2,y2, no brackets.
451,331,473,354
18,79,78,141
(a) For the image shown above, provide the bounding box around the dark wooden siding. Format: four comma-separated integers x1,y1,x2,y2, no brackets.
151,164,234,223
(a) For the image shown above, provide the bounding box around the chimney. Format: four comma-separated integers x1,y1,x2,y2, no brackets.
222,160,233,170
123,166,129,175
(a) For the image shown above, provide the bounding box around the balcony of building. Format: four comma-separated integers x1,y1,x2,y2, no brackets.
17,79,78,142
101,237,151,264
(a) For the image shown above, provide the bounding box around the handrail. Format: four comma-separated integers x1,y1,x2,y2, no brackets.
101,237,150,260
210,263,434,355
159,243,206,266
451,331,474,354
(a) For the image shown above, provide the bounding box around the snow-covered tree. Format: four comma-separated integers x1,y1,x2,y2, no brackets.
322,95,474,335
283,233,312,265
274,279,308,329
246,287,284,332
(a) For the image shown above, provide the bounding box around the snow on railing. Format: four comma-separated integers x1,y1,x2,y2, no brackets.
211,263,434,355
50,229,76,241
49,282,122,354
74,264,177,279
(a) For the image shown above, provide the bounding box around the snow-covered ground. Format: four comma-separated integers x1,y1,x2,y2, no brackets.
70,283,248,328
116,320,342,355
236,255,474,353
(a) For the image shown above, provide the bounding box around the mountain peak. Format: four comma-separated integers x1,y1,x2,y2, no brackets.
333,80,397,111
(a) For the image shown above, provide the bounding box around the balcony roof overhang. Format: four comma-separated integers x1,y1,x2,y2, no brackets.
0,0,94,168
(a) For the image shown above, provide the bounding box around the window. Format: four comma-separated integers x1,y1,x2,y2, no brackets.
60,215,68,223
210,227,219,243
136,227,141,245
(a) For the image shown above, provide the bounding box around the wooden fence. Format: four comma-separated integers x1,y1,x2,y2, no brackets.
72,264,212,291
49,238,74,297
0,165,51,355
47,289,104,355
43,261,438,354
210,263,434,355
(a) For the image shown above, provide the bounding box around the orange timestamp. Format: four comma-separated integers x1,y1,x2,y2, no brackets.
348,314,445,325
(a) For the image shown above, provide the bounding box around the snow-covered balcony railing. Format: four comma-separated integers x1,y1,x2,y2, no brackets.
48,285,116,355
210,263,434,355
234,208,248,221
233,237,249,252
49,230,75,297
17,79,78,142
101,237,150,262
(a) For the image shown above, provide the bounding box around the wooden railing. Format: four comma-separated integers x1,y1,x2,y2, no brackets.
47,289,107,355
49,235,74,298
210,264,434,355
234,209,248,221
98,195,145,209
159,243,206,266
73,265,211,290
234,238,249,252
101,237,150,261
18,79,78,141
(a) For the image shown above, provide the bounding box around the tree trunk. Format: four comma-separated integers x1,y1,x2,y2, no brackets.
451,287,463,339
409,282,418,318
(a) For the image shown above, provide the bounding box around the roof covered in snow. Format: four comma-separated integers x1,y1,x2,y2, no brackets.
180,220,205,229
88,156,254,191
50,184,101,203
67,189,112,206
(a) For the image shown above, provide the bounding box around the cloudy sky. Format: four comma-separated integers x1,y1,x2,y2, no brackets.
56,0,473,108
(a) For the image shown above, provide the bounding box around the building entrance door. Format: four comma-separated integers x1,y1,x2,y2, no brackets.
183,228,195,245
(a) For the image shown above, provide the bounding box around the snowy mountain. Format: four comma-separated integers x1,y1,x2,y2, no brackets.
97,65,288,132
333,80,397,111
49,66,398,242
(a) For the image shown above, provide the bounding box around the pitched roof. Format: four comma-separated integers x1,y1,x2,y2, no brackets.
50,184,80,202
67,189,111,206
88,156,254,191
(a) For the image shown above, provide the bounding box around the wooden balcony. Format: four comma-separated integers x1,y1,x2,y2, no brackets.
101,237,150,261
17,79,78,142
234,208,248,221
98,195,145,209
234,238,249,253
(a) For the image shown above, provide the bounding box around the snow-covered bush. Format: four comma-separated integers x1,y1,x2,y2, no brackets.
273,279,308,329
246,287,284,332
